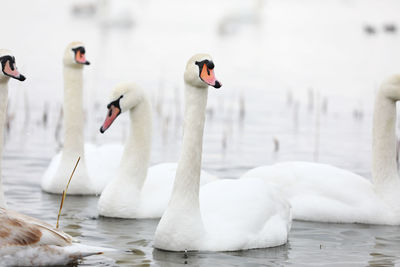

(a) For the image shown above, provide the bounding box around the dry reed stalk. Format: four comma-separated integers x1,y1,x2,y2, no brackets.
56,156,81,229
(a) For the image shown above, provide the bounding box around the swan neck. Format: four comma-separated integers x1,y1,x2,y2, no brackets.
117,98,152,189
372,91,399,188
168,83,208,212
62,66,84,156
0,82,8,208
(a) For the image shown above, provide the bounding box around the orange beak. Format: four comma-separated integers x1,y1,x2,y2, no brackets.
75,50,90,65
100,105,121,133
199,64,221,88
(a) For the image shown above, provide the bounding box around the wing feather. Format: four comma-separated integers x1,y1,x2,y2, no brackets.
0,208,72,248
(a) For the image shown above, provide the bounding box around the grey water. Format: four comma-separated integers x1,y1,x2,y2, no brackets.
2,0,400,265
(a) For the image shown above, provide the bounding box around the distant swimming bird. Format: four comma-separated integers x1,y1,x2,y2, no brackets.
97,82,217,219
243,74,400,225
41,42,123,195
154,54,291,252
383,23,397,34
363,24,377,35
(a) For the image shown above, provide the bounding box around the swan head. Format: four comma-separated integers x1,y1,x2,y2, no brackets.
0,49,26,82
381,74,400,101
100,82,144,133
63,42,90,68
184,53,222,89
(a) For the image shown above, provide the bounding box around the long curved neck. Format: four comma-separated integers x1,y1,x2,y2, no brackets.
117,97,152,189
168,83,208,218
372,90,400,191
0,81,8,208
63,66,84,156
155,83,209,249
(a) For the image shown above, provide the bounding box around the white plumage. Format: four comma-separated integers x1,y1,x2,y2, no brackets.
98,83,217,218
154,54,291,251
41,42,122,195
242,75,400,225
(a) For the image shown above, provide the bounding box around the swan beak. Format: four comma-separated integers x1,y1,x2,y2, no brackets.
199,63,221,89
100,105,121,133
2,59,26,81
75,50,90,65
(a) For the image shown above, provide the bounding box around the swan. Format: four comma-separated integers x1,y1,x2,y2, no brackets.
97,82,217,218
0,49,26,207
41,42,122,195
0,51,107,265
242,75,400,225
0,208,108,266
154,54,291,251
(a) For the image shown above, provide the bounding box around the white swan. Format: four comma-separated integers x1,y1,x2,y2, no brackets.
154,54,291,251
0,49,26,207
0,51,106,265
242,75,400,225
97,82,217,218
41,42,122,195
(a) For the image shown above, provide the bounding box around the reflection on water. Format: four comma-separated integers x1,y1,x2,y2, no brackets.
153,245,290,267
2,0,400,265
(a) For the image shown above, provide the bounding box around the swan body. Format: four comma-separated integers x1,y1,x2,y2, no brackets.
41,42,121,195
42,143,123,194
0,208,105,266
243,162,397,224
242,75,400,225
154,54,291,251
97,83,217,219
99,162,216,218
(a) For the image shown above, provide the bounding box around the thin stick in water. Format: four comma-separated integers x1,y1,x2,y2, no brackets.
56,156,81,229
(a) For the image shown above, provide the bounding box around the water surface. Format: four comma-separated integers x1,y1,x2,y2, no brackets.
2,0,400,265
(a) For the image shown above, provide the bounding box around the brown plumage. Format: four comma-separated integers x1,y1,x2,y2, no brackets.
0,207,72,248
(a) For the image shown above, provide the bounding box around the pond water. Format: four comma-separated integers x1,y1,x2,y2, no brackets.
2,0,400,265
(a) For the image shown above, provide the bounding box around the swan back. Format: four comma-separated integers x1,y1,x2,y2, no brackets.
0,208,107,265
0,208,72,248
